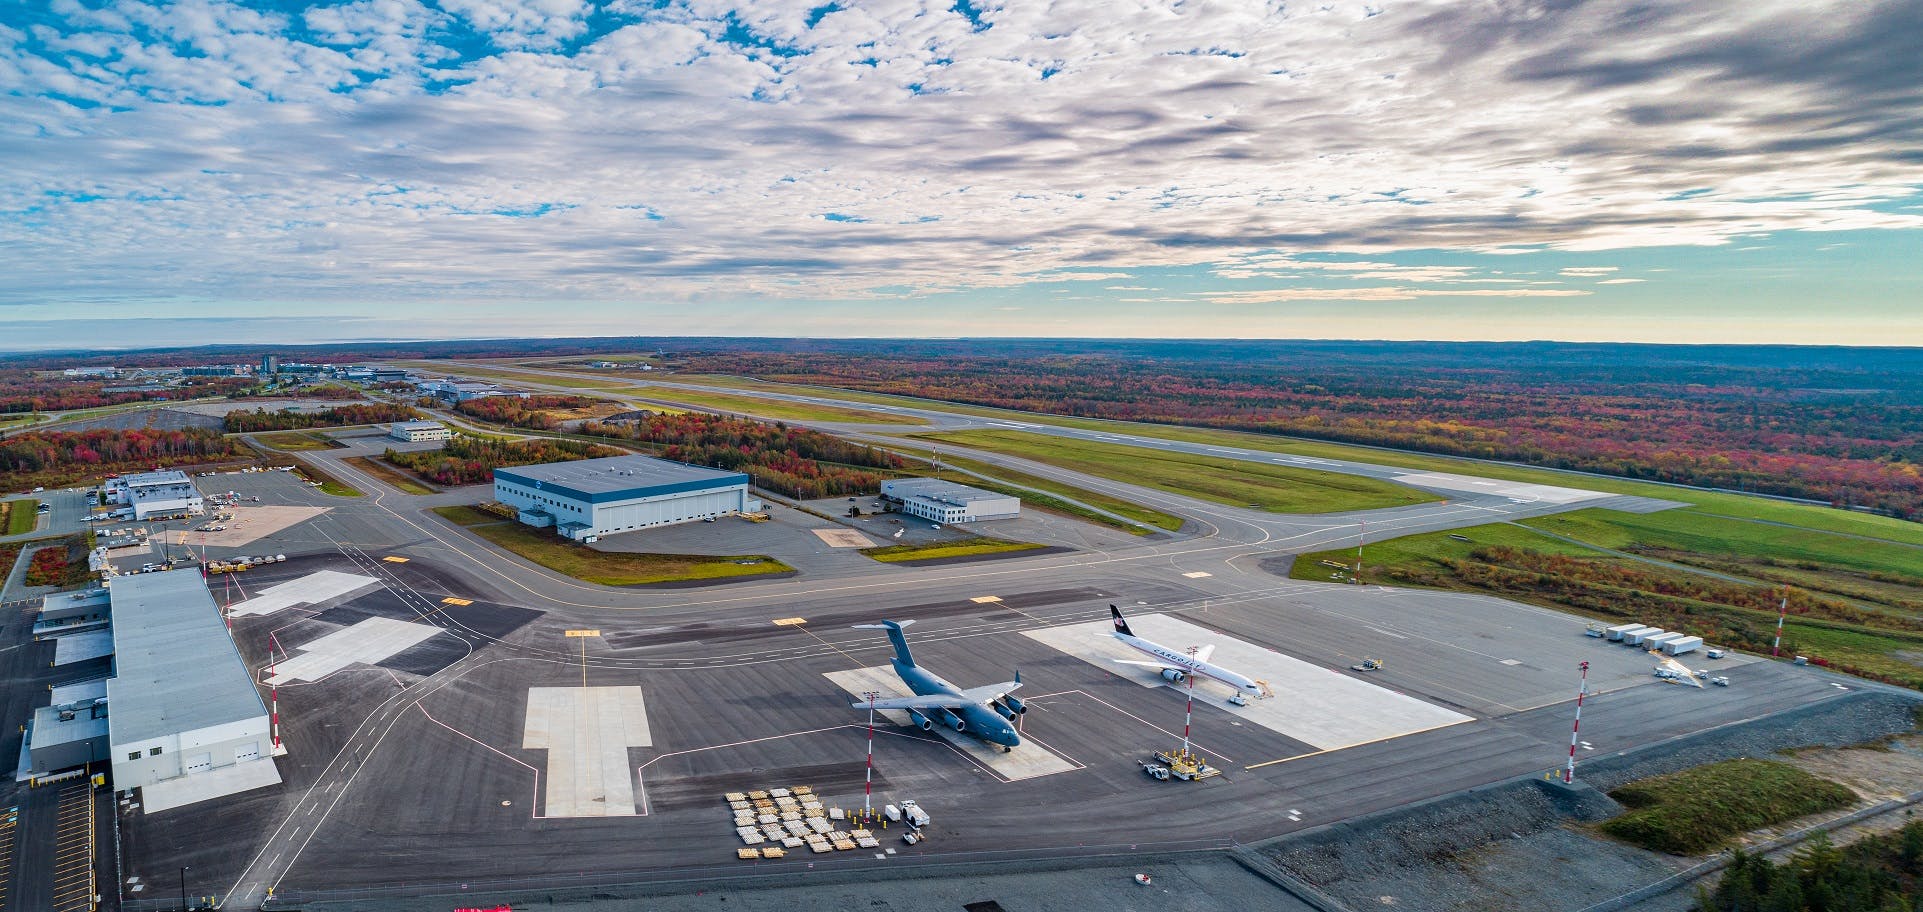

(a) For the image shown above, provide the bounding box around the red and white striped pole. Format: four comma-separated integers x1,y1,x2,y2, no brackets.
862,691,878,821
1181,647,1197,757
1565,661,1589,784
1772,590,1788,657
269,632,282,751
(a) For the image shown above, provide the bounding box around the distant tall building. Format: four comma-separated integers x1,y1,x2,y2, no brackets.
260,354,279,375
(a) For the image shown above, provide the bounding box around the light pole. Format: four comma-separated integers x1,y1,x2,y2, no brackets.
861,691,880,821
179,865,190,912
1181,646,1198,759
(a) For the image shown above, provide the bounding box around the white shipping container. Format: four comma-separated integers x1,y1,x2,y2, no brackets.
1644,632,1687,651
1662,636,1704,656
1605,623,1645,641
1625,627,1665,646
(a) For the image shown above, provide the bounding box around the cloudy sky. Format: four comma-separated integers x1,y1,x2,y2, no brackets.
3,0,1919,349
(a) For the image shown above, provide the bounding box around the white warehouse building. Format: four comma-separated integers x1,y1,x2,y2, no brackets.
107,569,281,812
494,454,759,541
388,420,450,443
881,478,1021,523
102,469,204,520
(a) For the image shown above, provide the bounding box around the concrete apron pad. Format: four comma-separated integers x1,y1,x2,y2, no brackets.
824,667,1080,781
227,570,382,618
1023,614,1473,751
811,528,877,548
165,504,329,548
266,617,444,684
522,686,652,818
1389,472,1608,505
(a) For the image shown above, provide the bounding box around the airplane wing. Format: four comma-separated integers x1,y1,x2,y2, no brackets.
1193,644,1215,664
851,694,971,711
1113,659,1179,670
957,680,1022,703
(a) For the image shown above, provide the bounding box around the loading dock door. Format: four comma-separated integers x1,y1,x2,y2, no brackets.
235,742,261,763
185,752,213,774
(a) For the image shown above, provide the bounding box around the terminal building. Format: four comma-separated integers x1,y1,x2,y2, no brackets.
881,478,1021,524
102,469,204,520
494,454,758,541
24,570,280,812
388,420,451,443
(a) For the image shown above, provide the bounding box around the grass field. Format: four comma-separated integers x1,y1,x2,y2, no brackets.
659,374,1923,547
860,536,1045,563
344,456,438,495
254,430,345,451
1598,759,1856,854
433,506,794,585
4,500,41,536
907,430,1440,514
268,457,362,497
1520,509,1923,581
904,453,1184,534
634,386,925,425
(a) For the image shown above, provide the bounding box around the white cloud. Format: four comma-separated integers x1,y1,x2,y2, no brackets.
1200,287,1592,304
0,0,1917,317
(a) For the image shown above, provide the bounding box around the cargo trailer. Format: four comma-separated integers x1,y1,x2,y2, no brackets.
1605,623,1645,642
1662,635,1703,656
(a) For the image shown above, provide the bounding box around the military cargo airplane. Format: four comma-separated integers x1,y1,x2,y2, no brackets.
849,619,1026,751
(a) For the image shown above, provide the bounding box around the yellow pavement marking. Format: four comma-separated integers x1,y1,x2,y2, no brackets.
565,629,601,637
382,556,409,563
970,596,1002,604
772,617,807,626
441,597,473,606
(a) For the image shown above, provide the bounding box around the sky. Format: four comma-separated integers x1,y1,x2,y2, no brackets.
2,0,1920,350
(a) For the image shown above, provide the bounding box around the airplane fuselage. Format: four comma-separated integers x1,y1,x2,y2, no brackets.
1115,633,1263,695
892,657,1021,746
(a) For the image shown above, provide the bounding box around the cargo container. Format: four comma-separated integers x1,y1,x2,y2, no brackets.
1644,632,1688,652
1605,623,1645,642
1624,627,1664,646
1662,636,1704,656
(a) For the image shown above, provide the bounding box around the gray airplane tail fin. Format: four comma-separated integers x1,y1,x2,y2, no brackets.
1110,604,1134,637
854,619,917,667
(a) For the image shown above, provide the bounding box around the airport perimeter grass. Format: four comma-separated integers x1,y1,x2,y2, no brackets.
265,457,362,497
634,386,925,425
908,458,1184,534
4,500,42,536
254,430,345,452
344,456,437,495
433,506,794,585
1598,759,1855,855
860,536,1045,563
908,429,1439,514
396,361,631,390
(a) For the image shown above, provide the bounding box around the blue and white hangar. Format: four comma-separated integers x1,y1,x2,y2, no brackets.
494,454,760,541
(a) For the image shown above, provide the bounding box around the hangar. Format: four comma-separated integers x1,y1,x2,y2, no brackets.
387,420,450,443
102,469,204,520
881,477,1021,523
494,454,758,541
106,569,280,811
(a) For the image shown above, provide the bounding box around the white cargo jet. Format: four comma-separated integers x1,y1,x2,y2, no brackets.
1108,605,1271,698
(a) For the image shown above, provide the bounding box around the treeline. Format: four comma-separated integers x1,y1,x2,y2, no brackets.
0,428,250,489
230,384,365,400
579,413,904,498
383,436,626,487
1698,825,1923,912
224,403,419,433
678,347,1923,519
456,395,599,430
0,372,251,413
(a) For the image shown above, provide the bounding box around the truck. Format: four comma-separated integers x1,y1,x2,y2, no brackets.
1661,635,1704,656
1584,623,1609,638
1150,749,1221,781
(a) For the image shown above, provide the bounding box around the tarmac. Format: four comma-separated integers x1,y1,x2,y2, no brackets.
0,392,1869,911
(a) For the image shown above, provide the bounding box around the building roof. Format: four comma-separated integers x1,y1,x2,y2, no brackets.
119,469,194,488
391,420,444,432
105,570,268,746
886,477,1015,507
494,454,749,504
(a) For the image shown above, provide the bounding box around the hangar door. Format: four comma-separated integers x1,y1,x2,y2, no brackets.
235,742,261,763
185,752,213,774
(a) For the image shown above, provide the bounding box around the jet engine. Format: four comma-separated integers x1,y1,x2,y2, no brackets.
1002,695,1026,715
1161,668,1188,684
991,700,1014,720
938,708,967,732
907,709,935,731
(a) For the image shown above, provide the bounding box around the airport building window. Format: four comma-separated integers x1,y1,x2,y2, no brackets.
128,751,140,761
149,747,162,756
